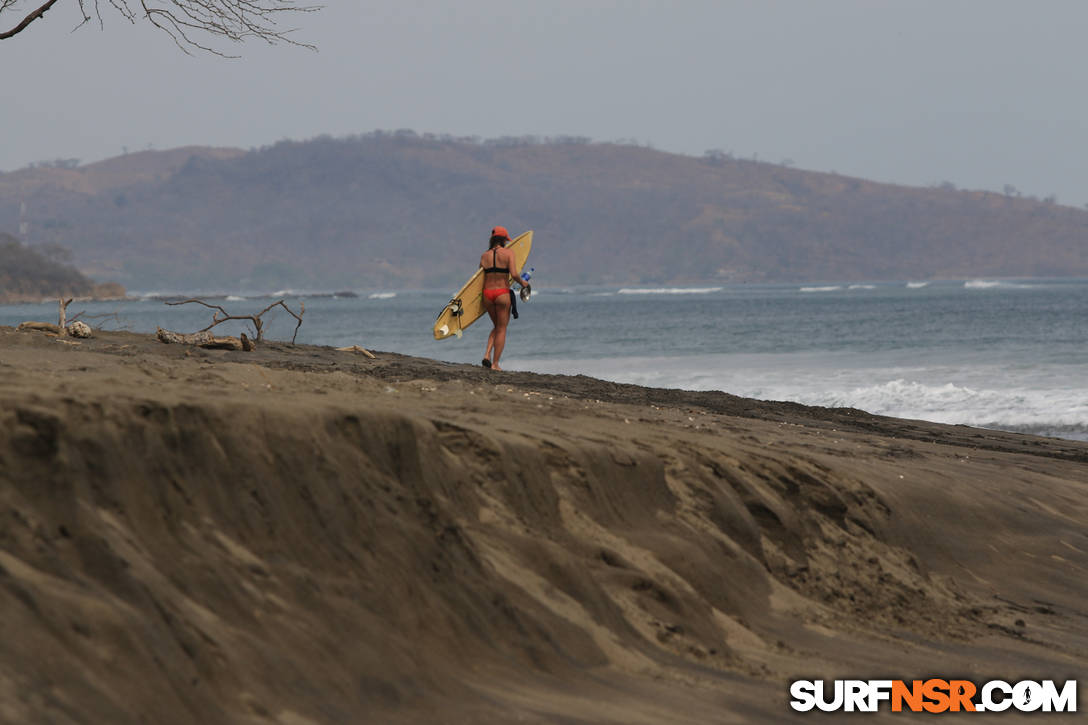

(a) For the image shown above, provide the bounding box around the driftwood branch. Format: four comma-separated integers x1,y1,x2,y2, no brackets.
157,297,304,351
156,327,243,350
16,321,62,334
15,297,79,337
164,297,304,343
336,345,376,359
251,299,305,343
58,298,72,337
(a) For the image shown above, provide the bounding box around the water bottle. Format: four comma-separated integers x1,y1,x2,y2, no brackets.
519,267,534,302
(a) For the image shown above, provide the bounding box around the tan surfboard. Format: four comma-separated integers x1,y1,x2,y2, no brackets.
433,230,533,340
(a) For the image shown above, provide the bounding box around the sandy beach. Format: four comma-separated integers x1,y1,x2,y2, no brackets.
1,327,1085,723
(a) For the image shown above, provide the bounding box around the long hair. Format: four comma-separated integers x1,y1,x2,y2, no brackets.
489,234,507,248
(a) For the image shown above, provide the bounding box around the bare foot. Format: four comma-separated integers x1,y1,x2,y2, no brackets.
491,364,503,371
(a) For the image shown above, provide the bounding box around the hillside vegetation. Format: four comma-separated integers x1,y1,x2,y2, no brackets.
2,134,1087,292
0,233,124,303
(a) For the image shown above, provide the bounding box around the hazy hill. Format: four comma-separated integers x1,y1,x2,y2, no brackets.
2,134,1087,292
0,232,124,303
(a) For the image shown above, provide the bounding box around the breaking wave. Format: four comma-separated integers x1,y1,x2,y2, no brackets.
964,280,1035,290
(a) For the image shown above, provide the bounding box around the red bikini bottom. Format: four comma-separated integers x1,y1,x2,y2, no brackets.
482,287,508,302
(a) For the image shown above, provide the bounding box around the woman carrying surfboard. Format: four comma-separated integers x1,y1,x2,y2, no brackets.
479,225,529,370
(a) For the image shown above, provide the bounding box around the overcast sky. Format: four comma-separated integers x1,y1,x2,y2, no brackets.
6,1,1088,204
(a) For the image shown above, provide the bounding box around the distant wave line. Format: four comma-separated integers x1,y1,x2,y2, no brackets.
617,287,723,295
964,279,1034,290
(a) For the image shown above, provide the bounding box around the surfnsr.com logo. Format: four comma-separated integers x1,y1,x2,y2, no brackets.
789,679,1078,713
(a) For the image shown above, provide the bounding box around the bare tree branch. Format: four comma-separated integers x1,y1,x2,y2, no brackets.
0,0,60,40
1,0,319,53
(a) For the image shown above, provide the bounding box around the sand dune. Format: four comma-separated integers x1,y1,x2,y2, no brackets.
1,328,1085,723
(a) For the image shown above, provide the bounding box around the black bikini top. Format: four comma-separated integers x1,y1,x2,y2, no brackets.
483,248,506,274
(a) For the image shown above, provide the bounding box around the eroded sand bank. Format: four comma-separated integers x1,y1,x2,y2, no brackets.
1,328,1085,723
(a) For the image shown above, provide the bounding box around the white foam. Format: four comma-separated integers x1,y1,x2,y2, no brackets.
368,292,397,299
131,290,187,299
800,285,842,293
517,354,1088,442
792,378,1088,434
964,279,1034,290
848,284,876,290
906,281,929,289
617,287,723,295
225,295,246,302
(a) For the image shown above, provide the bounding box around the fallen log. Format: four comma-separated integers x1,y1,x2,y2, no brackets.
157,327,245,351
200,337,244,351
157,328,212,345
16,322,62,335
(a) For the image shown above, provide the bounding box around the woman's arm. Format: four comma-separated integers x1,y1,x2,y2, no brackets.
506,250,526,287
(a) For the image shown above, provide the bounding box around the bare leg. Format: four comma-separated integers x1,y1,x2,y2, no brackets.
490,297,512,370
485,328,496,362
482,296,498,366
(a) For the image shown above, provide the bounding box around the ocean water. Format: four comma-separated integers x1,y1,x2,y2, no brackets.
4,278,1087,442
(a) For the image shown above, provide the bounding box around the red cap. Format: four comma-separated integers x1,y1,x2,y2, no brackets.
491,226,510,240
